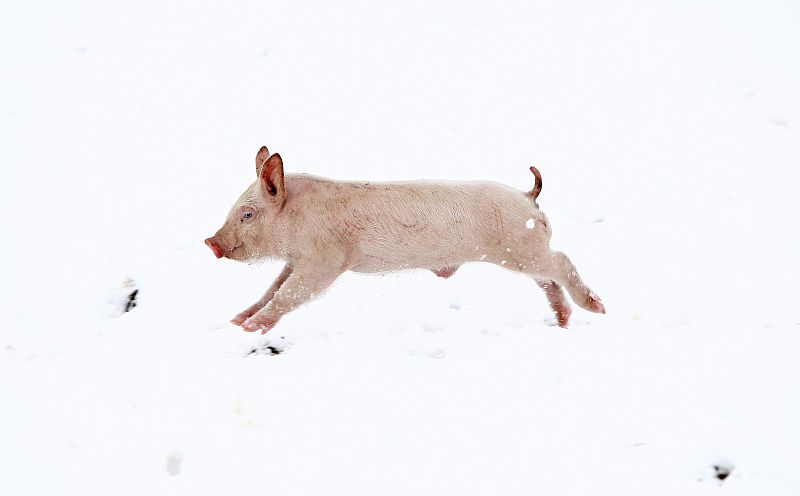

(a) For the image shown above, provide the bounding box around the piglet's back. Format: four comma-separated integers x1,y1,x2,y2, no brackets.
284,175,535,272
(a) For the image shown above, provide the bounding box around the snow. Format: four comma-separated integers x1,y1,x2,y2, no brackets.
2,0,800,494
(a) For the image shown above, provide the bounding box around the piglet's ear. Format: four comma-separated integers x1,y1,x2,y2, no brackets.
255,146,270,175
259,153,285,202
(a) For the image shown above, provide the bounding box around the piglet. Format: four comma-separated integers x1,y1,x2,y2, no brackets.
205,146,605,333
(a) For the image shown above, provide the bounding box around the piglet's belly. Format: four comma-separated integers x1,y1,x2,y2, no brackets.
348,251,476,274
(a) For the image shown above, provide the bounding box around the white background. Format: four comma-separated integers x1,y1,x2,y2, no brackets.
2,1,799,494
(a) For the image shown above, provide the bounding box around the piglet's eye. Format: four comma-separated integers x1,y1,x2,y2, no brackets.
242,211,254,220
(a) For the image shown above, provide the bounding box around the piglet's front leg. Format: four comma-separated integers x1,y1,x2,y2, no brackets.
231,264,293,325
242,268,343,334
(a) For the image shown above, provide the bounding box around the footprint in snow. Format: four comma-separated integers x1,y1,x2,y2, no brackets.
245,337,288,357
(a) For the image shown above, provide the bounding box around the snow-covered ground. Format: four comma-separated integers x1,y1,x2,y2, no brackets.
2,1,799,494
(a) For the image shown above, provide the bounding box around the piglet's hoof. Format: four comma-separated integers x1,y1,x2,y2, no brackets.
231,313,249,326
587,292,606,314
555,307,572,328
242,318,277,334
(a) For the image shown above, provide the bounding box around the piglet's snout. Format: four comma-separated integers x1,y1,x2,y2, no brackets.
205,238,225,259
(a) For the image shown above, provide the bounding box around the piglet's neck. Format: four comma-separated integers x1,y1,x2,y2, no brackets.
264,175,310,261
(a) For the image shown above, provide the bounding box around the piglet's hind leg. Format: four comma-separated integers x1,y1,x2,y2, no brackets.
538,251,605,315
536,280,572,327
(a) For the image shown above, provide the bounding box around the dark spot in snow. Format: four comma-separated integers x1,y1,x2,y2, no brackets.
125,289,138,313
247,343,283,356
713,464,733,481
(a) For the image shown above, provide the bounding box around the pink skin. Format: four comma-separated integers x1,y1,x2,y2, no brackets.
205,146,605,332
230,264,292,329
537,280,572,328
205,239,224,259
433,266,459,279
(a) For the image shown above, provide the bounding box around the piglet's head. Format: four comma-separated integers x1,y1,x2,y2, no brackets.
205,146,286,262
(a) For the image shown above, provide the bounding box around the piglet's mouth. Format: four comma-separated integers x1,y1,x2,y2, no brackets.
205,238,246,259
